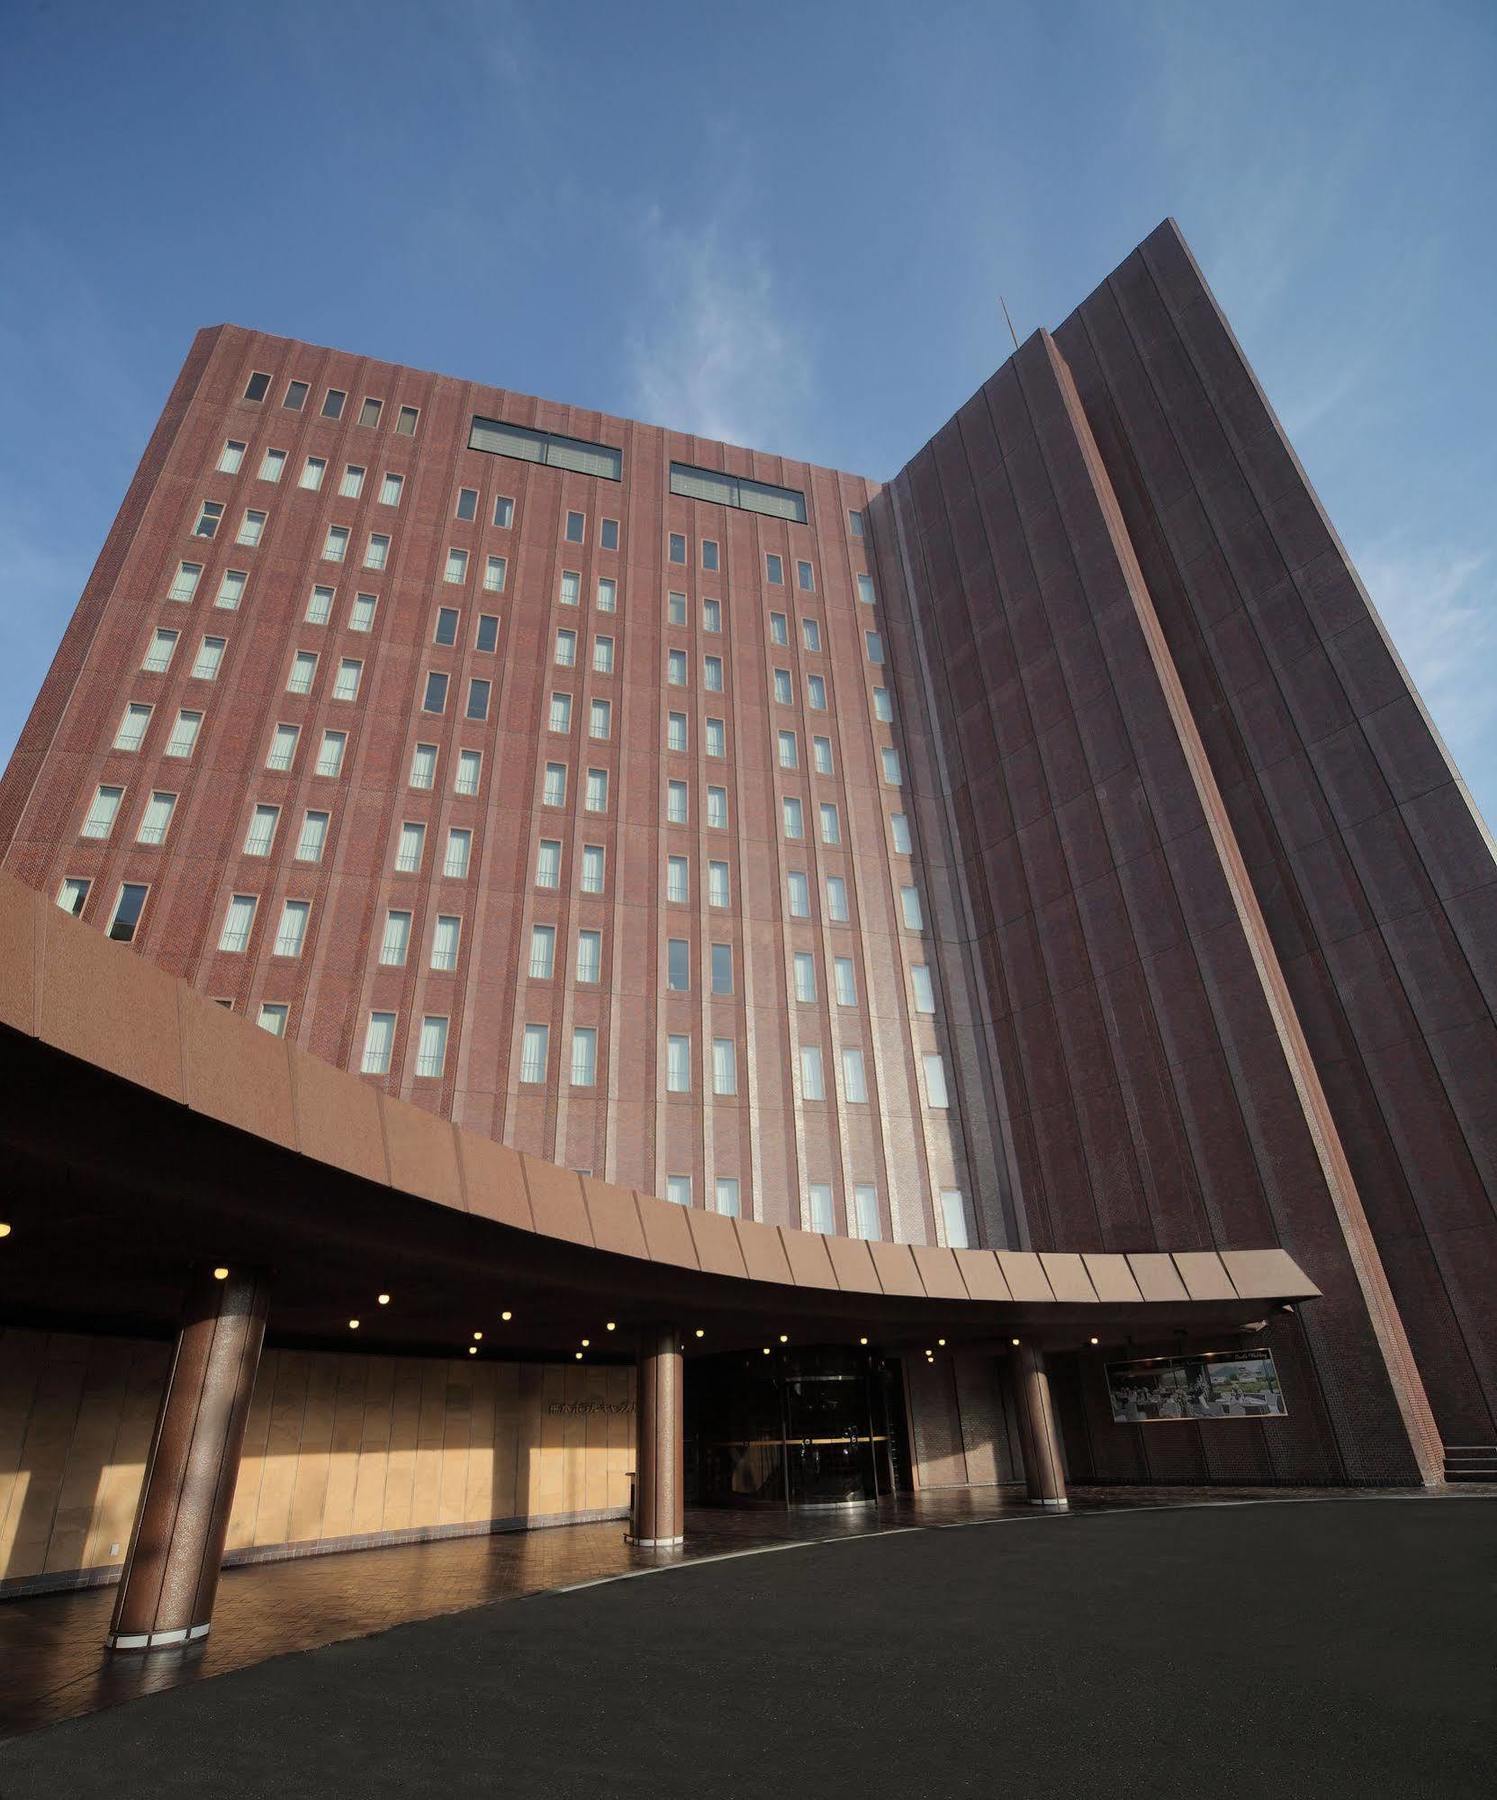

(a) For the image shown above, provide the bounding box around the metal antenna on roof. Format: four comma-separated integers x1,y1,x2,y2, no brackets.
1000,295,1021,352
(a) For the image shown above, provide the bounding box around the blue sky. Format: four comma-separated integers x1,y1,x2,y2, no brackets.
2,0,1493,816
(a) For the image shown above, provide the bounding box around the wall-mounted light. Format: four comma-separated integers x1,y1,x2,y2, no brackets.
694,1328,705,1338
473,1331,483,1341
779,1334,789,1344
378,1294,391,1306
0,1223,12,1239
859,1336,868,1346
212,1266,229,1281
581,1338,590,1348
937,1337,946,1347
606,1322,616,1332
1090,1336,1099,1346
349,1319,360,1331
575,1351,583,1361
1011,1337,1020,1346
468,1346,477,1356
501,1310,512,1321
762,1347,771,1356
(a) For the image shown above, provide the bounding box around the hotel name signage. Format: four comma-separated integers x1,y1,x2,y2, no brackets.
546,1400,636,1417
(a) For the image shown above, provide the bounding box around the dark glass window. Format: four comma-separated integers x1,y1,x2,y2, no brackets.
711,942,733,995
668,533,687,564
455,488,478,521
475,614,499,653
600,518,619,550
766,553,784,585
669,462,806,524
702,539,719,571
395,406,419,435
243,371,270,401
469,416,620,480
284,380,309,411
667,938,690,991
109,883,148,943
494,496,514,528
849,509,865,537
423,672,449,713
434,608,459,646
565,511,585,544
321,388,346,419
466,678,491,721
359,397,383,428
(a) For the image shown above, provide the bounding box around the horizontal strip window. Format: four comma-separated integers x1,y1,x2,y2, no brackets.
669,462,806,523
468,417,621,481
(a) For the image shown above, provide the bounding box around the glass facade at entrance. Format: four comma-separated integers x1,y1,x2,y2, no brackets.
686,1347,912,1508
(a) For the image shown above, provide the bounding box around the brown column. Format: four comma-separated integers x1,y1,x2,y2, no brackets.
627,1324,684,1547
1013,1345,1068,1509
107,1266,269,1650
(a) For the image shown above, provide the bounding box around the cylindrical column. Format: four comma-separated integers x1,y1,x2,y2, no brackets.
1013,1344,1068,1508
107,1266,270,1650
628,1324,684,1547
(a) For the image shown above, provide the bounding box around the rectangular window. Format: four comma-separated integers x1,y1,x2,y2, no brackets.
217,440,245,474
901,886,923,930
451,487,479,522
548,693,572,733
359,397,383,428
813,737,833,775
589,698,611,740
667,855,689,904
362,1012,395,1076
565,510,585,544
114,702,152,752
770,612,788,646
274,899,310,957
714,1177,740,1217
787,871,810,918
340,464,365,499
258,448,286,483
333,658,362,701
802,618,821,652
593,635,614,674
431,914,460,971
434,607,459,647
923,1054,950,1109
471,410,625,472
834,957,857,1006
704,655,723,692
666,1034,691,1093
595,576,617,613
708,861,729,908
164,710,202,758
842,1048,868,1103
466,678,491,721
215,569,247,610
873,687,893,723
219,893,256,953
581,844,605,893
108,883,149,944
667,712,688,753
560,570,581,607
849,509,865,538
140,625,173,671
396,405,419,436
237,510,266,547
295,810,329,863
766,553,784,585
416,1016,448,1079
782,797,803,840
520,1023,549,1084
865,630,885,664
365,534,390,570
712,1040,737,1097
484,554,507,592
666,1175,691,1208
423,671,450,713
243,372,270,401
395,823,425,873
808,1182,835,1234
296,455,326,492
315,730,346,777
669,463,806,523
668,532,686,564
576,929,602,984
168,560,202,602
543,762,567,806
266,724,298,771
667,937,690,992
305,584,334,625
853,1185,880,1241
444,547,468,584
826,875,849,922
322,388,346,419
705,717,726,758
585,768,608,812
667,780,688,824
774,669,792,705
857,573,876,606
529,924,556,979
793,952,816,1003
891,812,912,854
819,802,840,845
570,1027,597,1088
702,598,721,633
711,942,733,996
455,749,481,795
667,648,687,686
444,828,472,878
475,614,499,653
940,1189,969,1250
706,786,728,829
912,964,935,1013
797,560,814,592
258,1004,288,1037
244,804,279,857
380,910,412,966
800,1046,825,1102
807,674,827,710
349,593,377,633
601,517,619,550
701,538,719,571
194,500,224,538
288,650,318,694
555,628,577,667
881,747,902,786
136,791,175,846
378,472,403,507
284,380,309,411
667,592,687,626
323,525,349,562
493,495,514,528
536,839,561,888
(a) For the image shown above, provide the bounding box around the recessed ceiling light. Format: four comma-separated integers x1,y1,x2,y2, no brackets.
1011,1337,1020,1347
473,1331,483,1341
694,1328,705,1338
778,1334,788,1343
1090,1336,1099,1346
378,1294,391,1306
581,1338,590,1347
212,1266,229,1280
349,1319,360,1330
606,1322,616,1331
501,1310,512,1322
0,1223,12,1238
937,1337,946,1347
575,1351,583,1361
468,1346,477,1356
859,1336,868,1346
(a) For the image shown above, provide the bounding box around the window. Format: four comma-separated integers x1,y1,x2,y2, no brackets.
560,570,581,607
395,405,419,436
940,1190,969,1250
787,871,810,918
136,792,175,846
484,555,507,592
243,372,270,402
469,414,622,479
712,1040,737,1097
476,614,499,653
819,802,840,845
529,924,556,979
849,509,865,538
708,861,729,908
444,828,471,878
380,910,411,966
881,747,902,786
667,592,687,627
807,674,827,710
585,768,608,813
707,786,727,829
812,736,833,775
923,1054,950,1109
711,942,733,996
593,635,614,674
714,1176,740,1216
667,712,688,753
565,510,585,544
374,471,402,507
362,1013,395,1076
315,730,346,777
841,1048,868,1103
168,561,202,602
777,730,798,770
901,886,923,930
666,1034,691,1093
826,875,849,922
802,618,821,653
164,710,202,758
666,1175,691,1208
912,964,935,1013
299,455,326,491
114,703,152,752
287,650,318,694
350,593,377,633
444,547,468,584
365,534,390,571
143,629,179,673
853,1185,880,1241
410,1017,447,1079
244,804,279,856
595,576,617,614
773,669,792,705
873,686,893,723
193,500,224,538
258,448,286,483
667,855,688,903
601,517,619,550
581,844,605,893
306,585,334,625
274,900,309,957
701,538,719,571
423,671,450,712
536,839,561,888
323,525,350,562
267,724,299,770
766,553,784,585
453,487,479,522
808,1182,834,1233
782,797,803,840
770,612,788,646
705,717,726,758
667,649,687,686
570,1027,597,1087
359,397,383,428
295,810,328,863
555,628,577,667
215,570,247,610
217,440,245,474
668,532,686,564
834,957,857,1006
321,388,346,419
333,658,362,701
669,463,806,523
520,1024,549,1084
108,884,149,944
237,510,266,547
703,655,723,691
857,573,876,606
865,630,885,664
666,937,690,992
493,495,514,528
395,822,425,873
433,607,459,647
218,894,256,953
797,560,814,592
702,597,721,633
455,749,481,795
340,464,365,499
431,914,460,971
793,952,817,1003
543,762,567,806
466,678,491,721
800,1046,825,1102
589,699,611,740
576,929,602,984
548,693,572,733
891,813,912,854
257,1004,288,1038
284,380,309,411
667,779,689,825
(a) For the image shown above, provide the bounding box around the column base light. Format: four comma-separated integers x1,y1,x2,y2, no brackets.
624,1533,685,1548
106,1620,212,1651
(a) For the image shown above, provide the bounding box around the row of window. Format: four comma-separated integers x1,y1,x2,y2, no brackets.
242,371,418,437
